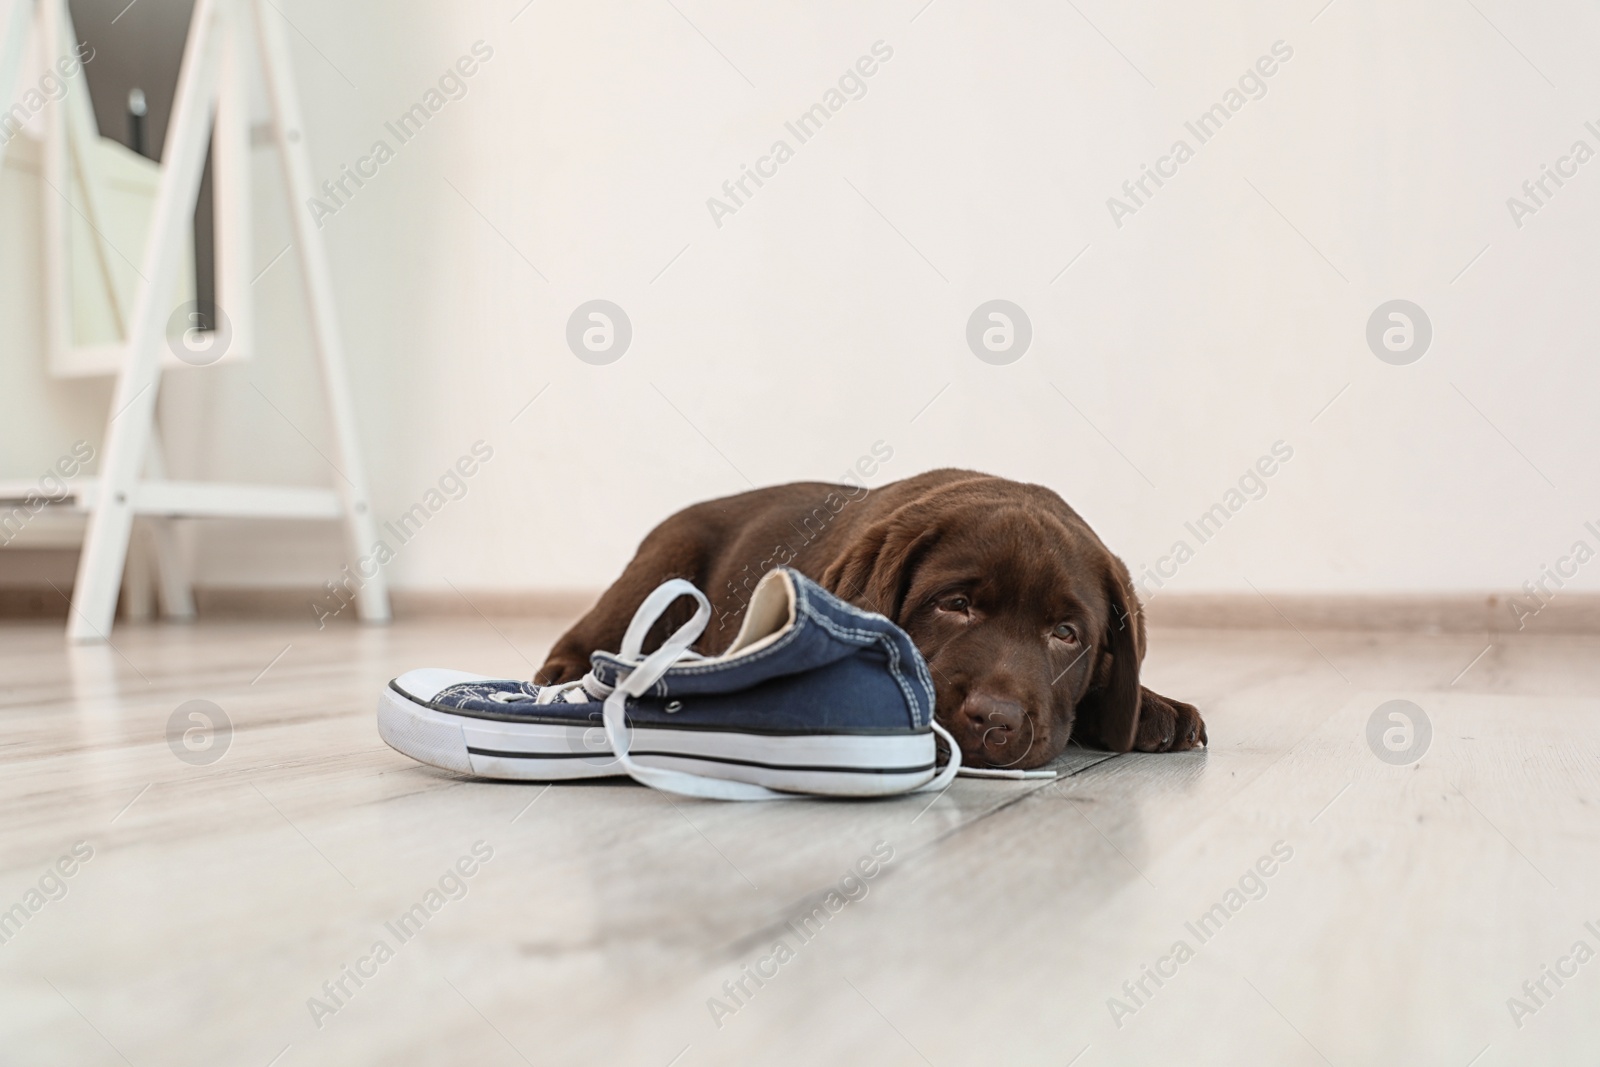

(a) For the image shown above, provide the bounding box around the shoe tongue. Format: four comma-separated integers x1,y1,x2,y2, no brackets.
723,569,796,655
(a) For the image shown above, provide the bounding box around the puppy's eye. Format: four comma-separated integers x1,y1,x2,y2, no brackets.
1052,622,1079,643
938,595,971,614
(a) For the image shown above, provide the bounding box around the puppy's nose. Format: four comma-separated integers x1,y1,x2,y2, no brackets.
960,693,1025,749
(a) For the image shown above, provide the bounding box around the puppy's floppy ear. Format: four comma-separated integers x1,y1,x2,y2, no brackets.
820,509,941,623
1072,555,1146,752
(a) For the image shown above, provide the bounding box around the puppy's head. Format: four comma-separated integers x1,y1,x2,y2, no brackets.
822,480,1144,768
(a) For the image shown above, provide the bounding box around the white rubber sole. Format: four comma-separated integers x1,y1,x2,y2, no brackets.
376,687,939,797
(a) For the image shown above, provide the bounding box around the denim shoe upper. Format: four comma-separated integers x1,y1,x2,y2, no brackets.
425,569,935,735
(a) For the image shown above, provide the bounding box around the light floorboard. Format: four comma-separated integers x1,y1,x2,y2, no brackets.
1,617,1596,1065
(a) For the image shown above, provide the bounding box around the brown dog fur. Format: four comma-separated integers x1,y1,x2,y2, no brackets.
538,469,1205,769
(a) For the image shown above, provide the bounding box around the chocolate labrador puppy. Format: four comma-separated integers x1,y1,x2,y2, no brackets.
538,469,1205,769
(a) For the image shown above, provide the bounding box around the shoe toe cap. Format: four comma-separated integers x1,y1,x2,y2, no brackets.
391,668,499,703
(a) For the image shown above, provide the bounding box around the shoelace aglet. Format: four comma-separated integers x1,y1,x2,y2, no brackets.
956,766,1058,780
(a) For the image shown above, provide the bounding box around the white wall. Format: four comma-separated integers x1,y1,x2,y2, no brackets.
5,0,1598,599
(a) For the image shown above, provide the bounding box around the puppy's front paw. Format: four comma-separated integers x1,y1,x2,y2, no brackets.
534,657,586,685
1134,688,1207,752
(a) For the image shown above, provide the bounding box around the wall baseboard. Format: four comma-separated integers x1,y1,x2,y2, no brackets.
0,587,72,619
0,584,1593,634
192,587,601,622
0,584,602,623
390,588,601,620
1140,592,1598,635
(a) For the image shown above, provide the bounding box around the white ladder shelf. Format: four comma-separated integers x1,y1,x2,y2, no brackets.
3,0,390,640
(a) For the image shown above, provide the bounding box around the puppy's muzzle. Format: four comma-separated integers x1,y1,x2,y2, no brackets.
954,692,1033,765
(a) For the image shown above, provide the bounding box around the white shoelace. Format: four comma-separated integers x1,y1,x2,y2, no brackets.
531,678,606,705
578,579,964,801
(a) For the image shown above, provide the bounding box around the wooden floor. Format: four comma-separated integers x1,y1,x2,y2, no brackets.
1,613,1597,1067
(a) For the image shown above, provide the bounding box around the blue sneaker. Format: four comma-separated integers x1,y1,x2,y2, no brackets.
377,568,961,799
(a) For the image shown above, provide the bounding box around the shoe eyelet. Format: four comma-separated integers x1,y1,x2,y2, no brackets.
664,700,683,714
